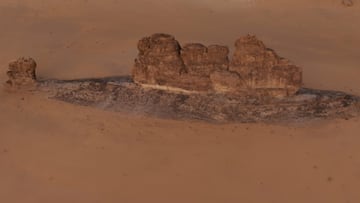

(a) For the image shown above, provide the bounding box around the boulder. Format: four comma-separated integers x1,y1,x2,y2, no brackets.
6,57,37,88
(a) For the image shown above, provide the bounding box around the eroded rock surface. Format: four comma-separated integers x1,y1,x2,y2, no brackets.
6,57,37,88
181,43,229,75
230,35,302,96
133,33,302,96
133,33,186,88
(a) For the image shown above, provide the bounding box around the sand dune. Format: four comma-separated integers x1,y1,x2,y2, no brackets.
1,0,360,202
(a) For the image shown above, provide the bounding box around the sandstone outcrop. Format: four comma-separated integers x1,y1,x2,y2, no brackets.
6,57,37,88
181,43,229,75
180,43,230,91
229,35,302,95
132,33,302,96
133,33,186,87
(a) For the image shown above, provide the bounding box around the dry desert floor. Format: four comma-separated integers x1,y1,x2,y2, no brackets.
1,0,360,202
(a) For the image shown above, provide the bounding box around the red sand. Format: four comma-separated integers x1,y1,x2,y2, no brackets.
1,0,360,202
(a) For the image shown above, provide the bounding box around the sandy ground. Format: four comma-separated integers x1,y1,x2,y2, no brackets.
1,0,360,202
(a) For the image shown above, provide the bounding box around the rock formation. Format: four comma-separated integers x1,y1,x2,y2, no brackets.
133,33,302,97
4,34,359,123
180,43,230,91
229,35,302,95
6,57,37,88
133,33,186,88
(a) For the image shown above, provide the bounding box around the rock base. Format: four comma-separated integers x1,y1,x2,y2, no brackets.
37,78,360,123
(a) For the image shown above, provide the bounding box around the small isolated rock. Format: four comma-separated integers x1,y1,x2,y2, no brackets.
342,0,354,7
6,57,37,88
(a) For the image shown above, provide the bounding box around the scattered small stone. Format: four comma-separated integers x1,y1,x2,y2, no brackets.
327,176,333,182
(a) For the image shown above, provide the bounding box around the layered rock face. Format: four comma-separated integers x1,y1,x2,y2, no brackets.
181,43,229,75
133,33,302,96
6,57,37,88
180,43,230,91
133,33,186,87
230,35,302,95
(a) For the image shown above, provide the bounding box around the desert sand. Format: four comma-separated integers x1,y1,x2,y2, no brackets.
1,0,360,202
